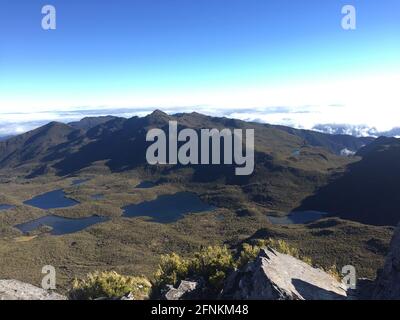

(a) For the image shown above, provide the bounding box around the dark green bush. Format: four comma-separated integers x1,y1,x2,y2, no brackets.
70,271,151,300
154,245,235,293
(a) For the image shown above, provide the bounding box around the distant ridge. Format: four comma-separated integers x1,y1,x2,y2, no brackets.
0,111,371,176
68,115,121,130
313,124,400,138
275,125,373,155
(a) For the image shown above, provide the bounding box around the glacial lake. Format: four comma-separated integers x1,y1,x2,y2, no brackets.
135,181,156,189
268,211,328,225
122,192,215,223
15,215,109,236
0,204,15,211
23,189,79,210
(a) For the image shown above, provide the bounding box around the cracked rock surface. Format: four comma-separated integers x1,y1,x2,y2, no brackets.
0,280,66,300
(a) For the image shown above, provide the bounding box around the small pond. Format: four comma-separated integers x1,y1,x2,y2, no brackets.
135,181,157,189
268,211,328,225
0,204,15,211
122,192,215,223
24,189,79,210
15,215,109,236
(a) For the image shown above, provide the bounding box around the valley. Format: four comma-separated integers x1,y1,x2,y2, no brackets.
0,111,397,294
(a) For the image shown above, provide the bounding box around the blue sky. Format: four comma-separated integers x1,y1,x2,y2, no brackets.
0,0,399,134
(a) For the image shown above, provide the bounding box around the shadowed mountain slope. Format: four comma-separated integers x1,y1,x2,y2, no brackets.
297,138,400,226
355,136,400,157
0,122,82,169
275,125,373,155
46,112,359,178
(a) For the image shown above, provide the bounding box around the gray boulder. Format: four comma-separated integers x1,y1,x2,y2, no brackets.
164,280,199,300
222,248,347,300
0,280,66,300
373,223,400,300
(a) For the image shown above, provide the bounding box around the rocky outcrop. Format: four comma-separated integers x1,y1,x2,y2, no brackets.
164,280,200,300
0,280,66,300
373,223,400,300
222,248,347,300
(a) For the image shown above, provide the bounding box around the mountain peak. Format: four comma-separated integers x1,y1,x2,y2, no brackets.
150,109,168,117
144,110,173,125
37,121,75,135
44,121,70,128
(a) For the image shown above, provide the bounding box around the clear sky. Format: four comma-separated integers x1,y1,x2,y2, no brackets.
0,0,399,134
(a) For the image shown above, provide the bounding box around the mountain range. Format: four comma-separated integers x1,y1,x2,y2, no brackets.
313,124,400,138
0,111,369,174
1,111,399,226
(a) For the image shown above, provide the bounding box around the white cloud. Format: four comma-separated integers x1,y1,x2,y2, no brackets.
0,71,399,136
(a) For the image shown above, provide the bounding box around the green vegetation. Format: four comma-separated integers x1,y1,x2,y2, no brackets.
154,246,235,294
237,239,312,267
0,160,394,295
153,239,351,297
69,271,151,300
0,178,393,294
153,253,190,289
68,239,347,299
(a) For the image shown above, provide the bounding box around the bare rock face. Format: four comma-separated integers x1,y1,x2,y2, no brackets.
222,248,347,300
373,223,400,300
0,280,66,300
164,280,200,300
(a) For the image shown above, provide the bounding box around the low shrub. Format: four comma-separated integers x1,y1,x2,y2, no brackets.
154,245,235,294
154,253,190,288
70,239,341,299
69,271,151,300
238,238,313,267
190,246,235,291
237,243,261,268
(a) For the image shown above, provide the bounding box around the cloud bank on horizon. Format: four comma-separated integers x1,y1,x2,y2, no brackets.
1,100,400,138
1,0,399,136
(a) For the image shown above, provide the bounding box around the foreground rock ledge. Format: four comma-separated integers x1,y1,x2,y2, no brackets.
222,248,348,300
373,222,400,299
0,280,66,300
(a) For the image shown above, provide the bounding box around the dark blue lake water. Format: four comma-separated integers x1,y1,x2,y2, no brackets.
122,192,215,223
268,211,328,225
0,204,14,211
135,181,156,189
23,189,79,209
15,215,109,236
